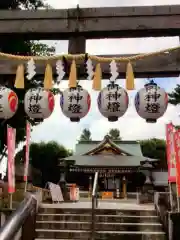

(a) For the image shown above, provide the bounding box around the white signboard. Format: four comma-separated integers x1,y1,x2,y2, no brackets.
48,182,64,203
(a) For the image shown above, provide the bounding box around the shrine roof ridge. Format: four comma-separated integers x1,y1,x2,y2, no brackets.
77,140,140,144
63,155,143,167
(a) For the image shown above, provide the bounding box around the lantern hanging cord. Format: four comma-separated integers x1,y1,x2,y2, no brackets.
0,45,179,62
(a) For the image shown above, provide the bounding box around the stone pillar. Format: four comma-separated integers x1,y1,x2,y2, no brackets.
171,212,180,240
59,172,68,201
140,175,154,203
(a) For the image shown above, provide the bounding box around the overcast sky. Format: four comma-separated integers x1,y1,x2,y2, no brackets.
30,0,180,150
44,0,180,8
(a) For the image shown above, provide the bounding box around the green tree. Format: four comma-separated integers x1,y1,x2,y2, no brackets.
0,0,44,9
79,129,92,142
140,138,167,169
168,84,180,105
108,128,121,141
0,0,56,158
15,141,73,186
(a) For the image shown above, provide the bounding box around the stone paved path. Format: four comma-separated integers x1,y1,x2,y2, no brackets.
40,200,155,210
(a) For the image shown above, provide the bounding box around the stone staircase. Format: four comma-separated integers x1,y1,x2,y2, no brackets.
35,205,167,240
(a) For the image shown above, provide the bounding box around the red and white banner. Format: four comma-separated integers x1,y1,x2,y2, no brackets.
166,123,176,182
174,130,180,196
24,121,31,182
7,126,16,193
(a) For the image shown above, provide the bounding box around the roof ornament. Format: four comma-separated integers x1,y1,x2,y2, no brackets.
104,135,110,140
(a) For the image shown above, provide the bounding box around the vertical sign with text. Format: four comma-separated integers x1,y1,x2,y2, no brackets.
24,121,31,182
7,126,16,193
166,123,176,182
174,130,180,196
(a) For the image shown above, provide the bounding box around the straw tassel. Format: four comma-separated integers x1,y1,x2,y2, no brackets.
44,63,53,90
68,60,77,88
126,61,135,90
14,64,25,89
92,63,102,90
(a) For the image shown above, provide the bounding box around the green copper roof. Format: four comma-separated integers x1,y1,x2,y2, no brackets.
62,136,157,167
75,140,143,156
65,155,144,167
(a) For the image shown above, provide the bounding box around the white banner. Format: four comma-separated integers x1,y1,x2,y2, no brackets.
24,122,31,182
7,126,16,193
0,157,7,180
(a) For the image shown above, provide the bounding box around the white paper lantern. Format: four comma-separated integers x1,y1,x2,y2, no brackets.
24,88,55,119
97,82,129,121
60,85,91,122
0,86,18,119
134,80,168,123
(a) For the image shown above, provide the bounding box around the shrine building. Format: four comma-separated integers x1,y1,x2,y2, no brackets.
61,135,168,197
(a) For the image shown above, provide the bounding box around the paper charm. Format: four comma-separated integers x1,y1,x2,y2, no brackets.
26,58,36,80
86,58,94,80
110,60,119,82
56,60,65,85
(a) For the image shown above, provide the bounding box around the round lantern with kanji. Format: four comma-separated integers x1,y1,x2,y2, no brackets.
60,85,91,122
97,82,129,121
24,88,55,119
0,86,18,119
134,80,168,123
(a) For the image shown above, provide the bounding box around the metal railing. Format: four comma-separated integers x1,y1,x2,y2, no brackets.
0,192,41,240
91,172,98,240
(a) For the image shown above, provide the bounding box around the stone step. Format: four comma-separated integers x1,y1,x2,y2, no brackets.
36,221,163,232
37,213,159,223
36,229,166,240
38,208,156,216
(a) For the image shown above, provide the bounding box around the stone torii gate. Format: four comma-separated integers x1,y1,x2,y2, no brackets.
0,5,180,79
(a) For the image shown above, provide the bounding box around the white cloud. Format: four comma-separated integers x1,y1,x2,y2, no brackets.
30,1,180,149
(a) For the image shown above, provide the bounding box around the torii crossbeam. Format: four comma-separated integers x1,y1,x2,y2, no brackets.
0,5,180,78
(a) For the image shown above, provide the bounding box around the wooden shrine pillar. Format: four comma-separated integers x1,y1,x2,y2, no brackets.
88,176,92,198
68,5,86,55
68,36,86,80
122,176,127,199
68,36,86,54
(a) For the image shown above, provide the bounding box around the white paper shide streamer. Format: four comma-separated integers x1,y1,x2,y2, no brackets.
0,157,7,180
26,58,36,80
86,59,94,80
56,60,65,84
110,60,118,82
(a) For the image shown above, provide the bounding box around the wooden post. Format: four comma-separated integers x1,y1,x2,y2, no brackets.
21,204,37,240
89,176,92,198
9,193,13,209
122,176,127,199
68,36,86,54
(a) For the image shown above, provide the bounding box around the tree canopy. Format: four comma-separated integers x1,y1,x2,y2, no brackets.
79,129,92,142
0,0,44,9
168,84,180,105
108,128,121,141
140,138,167,169
0,0,55,158
15,141,73,186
